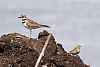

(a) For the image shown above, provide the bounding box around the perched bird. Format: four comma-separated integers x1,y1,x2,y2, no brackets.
68,45,81,55
18,14,50,39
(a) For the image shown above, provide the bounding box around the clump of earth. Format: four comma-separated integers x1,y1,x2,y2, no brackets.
0,30,90,67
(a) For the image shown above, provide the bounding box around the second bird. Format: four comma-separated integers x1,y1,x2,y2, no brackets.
68,45,81,55
18,14,50,39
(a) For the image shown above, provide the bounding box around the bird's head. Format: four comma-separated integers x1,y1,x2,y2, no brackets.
18,14,27,19
76,45,81,48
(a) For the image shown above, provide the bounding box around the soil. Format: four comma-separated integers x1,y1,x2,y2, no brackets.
0,30,90,67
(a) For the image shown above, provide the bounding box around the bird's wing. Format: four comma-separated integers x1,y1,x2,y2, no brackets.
26,19,40,27
68,50,74,53
68,47,76,53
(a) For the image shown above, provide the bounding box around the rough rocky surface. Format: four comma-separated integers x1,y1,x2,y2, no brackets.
0,30,90,67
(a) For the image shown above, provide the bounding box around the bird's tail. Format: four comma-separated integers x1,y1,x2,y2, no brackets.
40,24,50,28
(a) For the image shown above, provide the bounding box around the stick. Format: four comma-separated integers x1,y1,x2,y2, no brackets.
35,0,64,67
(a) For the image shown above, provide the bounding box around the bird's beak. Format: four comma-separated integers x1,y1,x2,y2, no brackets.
18,16,22,18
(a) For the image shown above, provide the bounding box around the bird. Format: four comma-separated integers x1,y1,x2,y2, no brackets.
18,14,50,39
68,45,81,55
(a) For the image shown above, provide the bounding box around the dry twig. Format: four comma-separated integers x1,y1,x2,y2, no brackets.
35,0,64,67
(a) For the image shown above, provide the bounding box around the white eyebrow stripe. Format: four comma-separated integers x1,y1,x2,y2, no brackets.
22,18,27,20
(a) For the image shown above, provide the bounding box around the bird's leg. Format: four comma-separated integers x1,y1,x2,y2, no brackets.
30,29,32,39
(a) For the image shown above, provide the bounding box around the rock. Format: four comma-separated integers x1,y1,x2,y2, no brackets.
0,30,90,67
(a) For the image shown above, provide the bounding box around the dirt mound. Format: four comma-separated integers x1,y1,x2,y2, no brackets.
0,30,90,67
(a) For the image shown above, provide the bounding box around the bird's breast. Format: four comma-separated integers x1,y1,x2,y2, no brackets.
76,49,80,52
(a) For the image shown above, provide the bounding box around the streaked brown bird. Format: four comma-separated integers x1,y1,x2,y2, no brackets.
68,45,81,55
18,14,50,39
